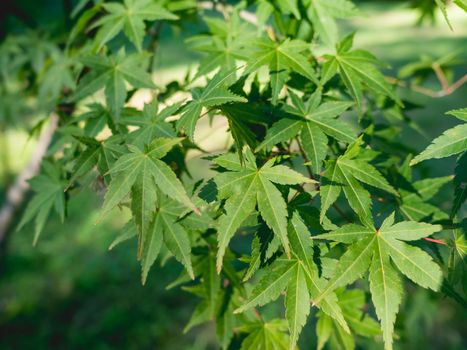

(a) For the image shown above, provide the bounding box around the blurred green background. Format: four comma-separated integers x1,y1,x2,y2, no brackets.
0,1,466,349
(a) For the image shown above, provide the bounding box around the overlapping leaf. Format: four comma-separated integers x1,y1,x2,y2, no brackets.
257,90,356,173
234,212,348,349
214,151,314,271
177,69,247,140
16,161,66,245
320,138,397,226
314,213,443,349
242,37,319,103
91,0,177,51
72,50,155,118
322,34,400,108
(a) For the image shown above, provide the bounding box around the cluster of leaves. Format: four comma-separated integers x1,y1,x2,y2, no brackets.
4,0,466,349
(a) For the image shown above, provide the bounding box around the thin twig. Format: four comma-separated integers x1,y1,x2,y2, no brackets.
422,237,447,245
386,74,467,98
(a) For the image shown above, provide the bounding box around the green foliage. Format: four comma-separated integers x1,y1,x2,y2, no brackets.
4,0,466,349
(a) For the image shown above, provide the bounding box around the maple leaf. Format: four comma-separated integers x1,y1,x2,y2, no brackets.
316,289,380,350
321,34,400,108
238,319,290,350
177,69,247,140
242,37,319,103
234,212,348,349
107,195,197,285
16,161,66,245
186,13,254,79
72,50,155,118
91,0,177,51
213,151,315,272
122,100,180,148
257,89,356,174
307,0,358,47
140,194,195,283
320,138,398,226
99,138,199,252
314,213,443,350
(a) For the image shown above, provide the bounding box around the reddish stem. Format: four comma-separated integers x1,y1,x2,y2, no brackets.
422,237,447,245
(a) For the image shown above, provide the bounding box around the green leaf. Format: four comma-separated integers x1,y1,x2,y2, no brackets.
411,124,467,165
381,236,442,290
234,260,297,314
257,174,291,258
160,211,195,279
453,152,467,216
239,320,290,350
131,162,158,256
288,212,348,331
330,41,400,107
92,0,177,51
72,51,155,118
100,140,197,220
216,174,257,271
314,236,375,304
140,213,163,284
177,69,247,140
215,154,310,270
338,159,398,195
447,108,467,122
300,123,328,174
286,264,310,349
243,38,318,102
17,163,66,245
369,239,403,350
307,0,357,47
381,221,442,241
340,171,373,227
316,223,374,243
256,118,303,152
261,163,314,185
320,162,342,222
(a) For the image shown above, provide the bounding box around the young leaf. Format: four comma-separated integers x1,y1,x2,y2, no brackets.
177,69,247,140
214,153,312,271
92,0,177,51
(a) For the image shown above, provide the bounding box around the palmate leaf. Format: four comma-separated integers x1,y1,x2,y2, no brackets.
138,194,196,284
288,212,349,331
306,0,358,48
91,0,177,51
320,139,397,226
214,151,314,271
17,161,66,245
234,259,308,350
314,214,443,349
187,13,254,78
316,289,380,350
72,50,155,118
242,37,319,102
177,69,247,140
122,100,179,148
99,138,197,223
238,319,290,350
235,213,347,349
257,90,356,173
323,34,399,108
